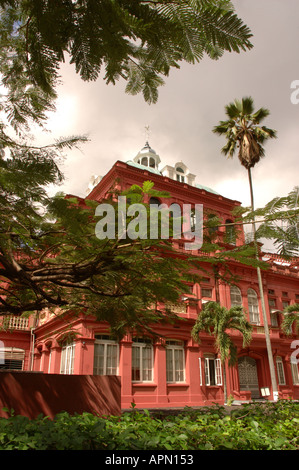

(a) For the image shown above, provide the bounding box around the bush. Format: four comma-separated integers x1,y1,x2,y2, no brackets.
0,400,298,450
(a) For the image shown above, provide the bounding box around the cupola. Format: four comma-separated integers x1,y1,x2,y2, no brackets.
133,141,161,170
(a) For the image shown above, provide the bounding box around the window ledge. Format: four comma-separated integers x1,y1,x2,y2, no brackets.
132,382,157,387
167,382,189,387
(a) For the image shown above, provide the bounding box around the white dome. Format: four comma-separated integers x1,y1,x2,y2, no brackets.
139,141,156,154
133,141,161,169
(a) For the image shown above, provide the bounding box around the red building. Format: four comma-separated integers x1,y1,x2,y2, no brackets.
1,142,299,409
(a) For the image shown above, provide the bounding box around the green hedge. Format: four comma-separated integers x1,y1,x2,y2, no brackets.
0,400,298,450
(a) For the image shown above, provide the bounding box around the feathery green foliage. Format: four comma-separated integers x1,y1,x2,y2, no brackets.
281,303,299,336
0,0,253,109
192,301,252,402
192,301,252,365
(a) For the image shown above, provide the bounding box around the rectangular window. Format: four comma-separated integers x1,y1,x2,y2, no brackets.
204,355,222,386
201,288,212,298
132,338,153,382
93,336,118,375
276,357,286,385
270,311,279,327
166,340,185,383
60,343,75,375
0,347,25,371
291,361,299,385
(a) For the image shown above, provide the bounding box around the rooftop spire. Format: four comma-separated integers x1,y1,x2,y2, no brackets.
144,124,150,143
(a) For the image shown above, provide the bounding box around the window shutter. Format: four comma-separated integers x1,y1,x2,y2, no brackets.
215,359,222,385
199,358,202,386
204,357,210,386
291,361,299,385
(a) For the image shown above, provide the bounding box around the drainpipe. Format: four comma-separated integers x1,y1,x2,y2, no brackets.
29,328,35,371
29,312,39,371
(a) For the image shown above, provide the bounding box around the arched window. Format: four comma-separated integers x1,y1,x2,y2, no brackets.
149,157,156,168
247,288,260,324
230,285,242,307
141,156,148,166
149,197,160,206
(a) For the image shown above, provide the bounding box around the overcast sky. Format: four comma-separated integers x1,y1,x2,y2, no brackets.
39,0,298,213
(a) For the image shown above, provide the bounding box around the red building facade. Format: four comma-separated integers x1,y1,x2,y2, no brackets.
1,143,299,409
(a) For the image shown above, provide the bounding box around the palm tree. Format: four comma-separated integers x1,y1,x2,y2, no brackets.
213,96,278,400
192,301,252,404
281,303,299,336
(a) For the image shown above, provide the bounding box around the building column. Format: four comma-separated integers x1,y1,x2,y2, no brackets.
185,339,202,405
119,336,133,408
48,340,61,374
154,339,168,405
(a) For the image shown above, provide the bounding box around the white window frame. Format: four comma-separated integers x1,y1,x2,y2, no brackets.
276,356,286,385
291,360,299,385
93,336,119,376
230,285,242,307
166,340,185,383
175,167,185,183
204,354,222,386
199,358,202,386
248,288,260,324
270,310,279,327
132,338,154,382
60,342,75,375
0,347,25,370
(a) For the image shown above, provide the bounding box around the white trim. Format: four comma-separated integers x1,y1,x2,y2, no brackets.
204,354,222,386
166,340,185,383
93,337,119,376
132,341,154,383
199,358,202,386
60,342,75,375
276,356,286,385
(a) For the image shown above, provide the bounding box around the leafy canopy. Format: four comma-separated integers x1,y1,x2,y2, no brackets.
0,0,253,110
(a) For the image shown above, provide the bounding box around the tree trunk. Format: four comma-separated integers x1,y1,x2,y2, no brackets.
213,264,220,303
222,360,227,404
247,168,279,401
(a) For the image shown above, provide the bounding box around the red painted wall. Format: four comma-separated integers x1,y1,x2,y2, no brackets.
0,371,121,419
